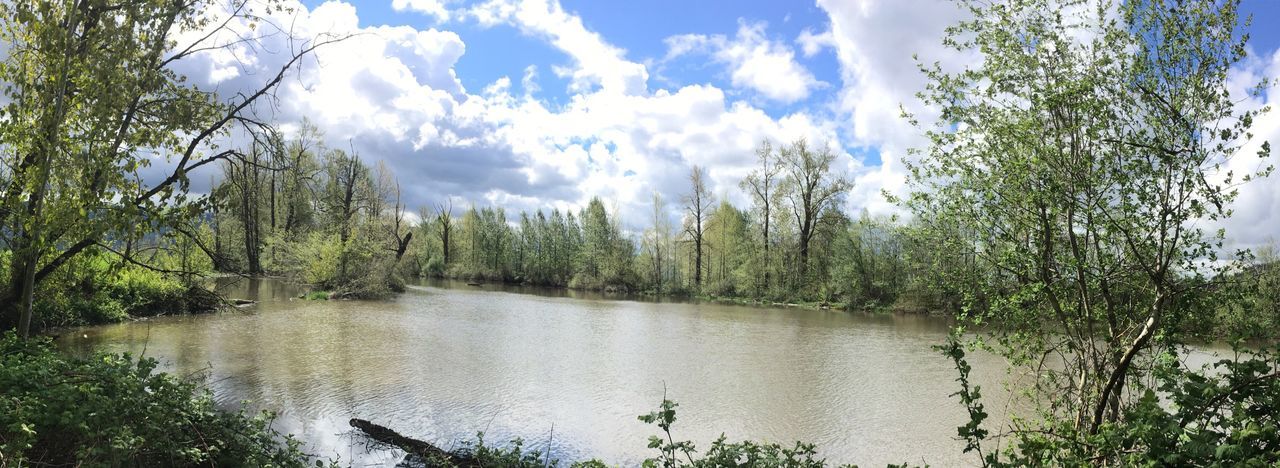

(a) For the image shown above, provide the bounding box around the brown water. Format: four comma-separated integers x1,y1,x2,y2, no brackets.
58,278,1015,467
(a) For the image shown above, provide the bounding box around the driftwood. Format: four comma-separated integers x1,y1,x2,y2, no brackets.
348,418,476,467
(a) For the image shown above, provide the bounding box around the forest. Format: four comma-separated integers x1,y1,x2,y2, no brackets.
205,128,931,308
1,0,1279,466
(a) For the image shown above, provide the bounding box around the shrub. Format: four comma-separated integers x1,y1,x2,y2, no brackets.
0,332,319,467
941,335,1280,466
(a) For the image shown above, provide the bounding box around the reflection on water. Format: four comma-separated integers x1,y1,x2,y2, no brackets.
59,277,1012,467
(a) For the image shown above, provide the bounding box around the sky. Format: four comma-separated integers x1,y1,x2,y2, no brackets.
178,0,1280,250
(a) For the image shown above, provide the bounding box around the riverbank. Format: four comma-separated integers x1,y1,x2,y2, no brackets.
417,274,943,316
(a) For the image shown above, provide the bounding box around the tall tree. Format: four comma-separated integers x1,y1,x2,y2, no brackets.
683,165,714,289
643,192,675,293
435,199,454,267
282,119,323,235
779,139,852,282
741,139,781,292
321,149,373,279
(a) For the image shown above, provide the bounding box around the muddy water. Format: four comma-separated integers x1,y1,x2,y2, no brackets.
59,278,1016,466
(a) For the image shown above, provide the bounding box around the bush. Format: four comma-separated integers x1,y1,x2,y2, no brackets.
634,399,864,468
273,230,404,299
23,251,216,330
941,335,1280,466
0,332,319,467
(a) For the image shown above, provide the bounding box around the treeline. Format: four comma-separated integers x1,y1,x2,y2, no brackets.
404,140,949,309
203,129,952,310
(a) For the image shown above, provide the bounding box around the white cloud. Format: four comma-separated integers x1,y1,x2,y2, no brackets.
1216,47,1280,252
796,28,833,58
464,0,648,95
816,0,973,218
170,0,847,232
392,0,456,22
665,20,822,103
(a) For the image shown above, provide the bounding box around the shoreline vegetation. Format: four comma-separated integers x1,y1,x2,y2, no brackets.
2,0,1279,467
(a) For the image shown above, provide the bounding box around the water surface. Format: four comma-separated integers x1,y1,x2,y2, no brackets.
59,278,1013,467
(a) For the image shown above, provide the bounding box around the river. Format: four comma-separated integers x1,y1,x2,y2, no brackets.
57,278,1015,467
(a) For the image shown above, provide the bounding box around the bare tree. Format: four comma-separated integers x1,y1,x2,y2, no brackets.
376,162,413,262
683,165,714,288
741,139,781,290
436,198,454,266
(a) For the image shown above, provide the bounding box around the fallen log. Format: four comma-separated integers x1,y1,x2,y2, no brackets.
348,418,475,466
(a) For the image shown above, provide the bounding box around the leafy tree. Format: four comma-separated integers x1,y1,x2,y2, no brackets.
831,213,907,309
641,192,680,293
703,201,750,296
910,0,1274,462
0,0,338,335
778,140,852,287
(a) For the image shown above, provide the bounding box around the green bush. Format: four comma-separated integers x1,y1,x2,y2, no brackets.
941,336,1280,466
634,399,862,468
0,332,319,467
17,250,217,330
272,230,404,299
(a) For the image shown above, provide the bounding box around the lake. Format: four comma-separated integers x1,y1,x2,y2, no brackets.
57,278,1013,467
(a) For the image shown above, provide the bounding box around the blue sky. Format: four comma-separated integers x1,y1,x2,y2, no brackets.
235,0,1278,247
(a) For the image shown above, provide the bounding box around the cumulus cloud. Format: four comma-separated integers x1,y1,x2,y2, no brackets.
462,0,649,95
814,0,972,217
170,0,847,232
391,0,457,22
796,28,834,58
665,20,823,103
1216,47,1280,252
169,0,1273,249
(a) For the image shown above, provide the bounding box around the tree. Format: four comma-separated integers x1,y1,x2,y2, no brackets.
435,199,455,267
741,139,781,293
376,162,413,264
642,192,676,293
779,139,852,284
683,165,714,289
0,0,340,336
703,200,750,295
831,212,906,308
910,0,1273,461
282,119,323,235
318,148,377,282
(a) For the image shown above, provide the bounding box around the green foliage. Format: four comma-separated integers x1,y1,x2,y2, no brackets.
301,291,331,301
635,398,861,468
907,0,1274,447
0,332,319,467
247,148,409,299
944,341,1280,466
936,334,990,462
830,214,910,310
909,0,1279,466
23,251,214,329
1212,245,1280,340
0,0,322,335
